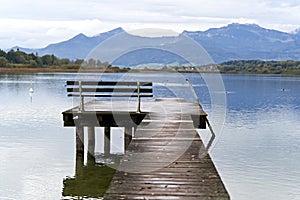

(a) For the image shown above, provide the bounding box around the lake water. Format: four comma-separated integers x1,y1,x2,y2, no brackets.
0,72,299,200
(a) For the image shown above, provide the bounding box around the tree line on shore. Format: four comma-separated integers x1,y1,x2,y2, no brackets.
217,60,300,74
0,49,116,70
1,49,300,74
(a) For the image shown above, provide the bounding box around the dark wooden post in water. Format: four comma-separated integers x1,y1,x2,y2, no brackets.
104,127,111,155
76,126,84,155
75,126,84,177
124,126,132,150
87,127,96,165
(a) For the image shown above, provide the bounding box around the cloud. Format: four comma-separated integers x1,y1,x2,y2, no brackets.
0,0,300,48
0,18,119,48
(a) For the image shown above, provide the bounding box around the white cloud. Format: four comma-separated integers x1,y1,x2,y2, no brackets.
0,18,117,48
0,0,300,49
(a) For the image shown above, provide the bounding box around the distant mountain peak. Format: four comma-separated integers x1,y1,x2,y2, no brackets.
7,24,300,63
219,23,265,31
75,33,87,38
182,23,264,35
94,27,124,37
71,33,88,40
227,23,260,27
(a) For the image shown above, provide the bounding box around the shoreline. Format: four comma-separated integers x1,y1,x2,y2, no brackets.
0,67,299,75
0,67,127,74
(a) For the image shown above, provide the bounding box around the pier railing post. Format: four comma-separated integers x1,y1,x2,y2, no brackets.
186,78,202,107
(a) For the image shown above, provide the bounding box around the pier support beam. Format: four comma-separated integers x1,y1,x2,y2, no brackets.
75,151,84,177
87,127,96,165
124,126,132,150
75,126,84,176
104,127,111,155
76,126,84,154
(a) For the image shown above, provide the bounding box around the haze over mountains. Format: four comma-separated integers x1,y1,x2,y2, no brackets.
12,23,300,64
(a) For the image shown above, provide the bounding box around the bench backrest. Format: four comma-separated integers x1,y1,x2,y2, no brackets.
66,81,153,112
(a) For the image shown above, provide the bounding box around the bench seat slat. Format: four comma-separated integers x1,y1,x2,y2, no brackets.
68,94,153,97
67,88,152,93
67,81,152,86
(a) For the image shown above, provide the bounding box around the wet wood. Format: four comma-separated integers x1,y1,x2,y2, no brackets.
66,81,153,112
125,126,133,150
63,98,228,199
76,126,84,154
87,127,96,165
104,127,111,155
62,100,207,128
103,99,230,199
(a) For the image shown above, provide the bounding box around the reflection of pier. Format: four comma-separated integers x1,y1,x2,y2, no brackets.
62,121,136,198
62,153,116,198
62,81,229,199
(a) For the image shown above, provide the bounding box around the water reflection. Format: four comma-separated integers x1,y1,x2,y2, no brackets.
62,154,117,199
1,73,299,199
62,127,126,199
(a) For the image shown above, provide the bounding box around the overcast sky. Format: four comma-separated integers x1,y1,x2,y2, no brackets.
1,0,300,49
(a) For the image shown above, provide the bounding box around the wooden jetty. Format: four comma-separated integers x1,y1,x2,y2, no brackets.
62,80,230,199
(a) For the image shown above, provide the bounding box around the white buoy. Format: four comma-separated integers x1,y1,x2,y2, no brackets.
29,81,34,104
29,81,34,94
29,80,34,103
29,87,34,94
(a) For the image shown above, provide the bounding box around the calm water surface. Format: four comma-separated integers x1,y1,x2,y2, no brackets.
0,73,299,200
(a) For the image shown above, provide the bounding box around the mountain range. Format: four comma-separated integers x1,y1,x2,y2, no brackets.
12,23,300,64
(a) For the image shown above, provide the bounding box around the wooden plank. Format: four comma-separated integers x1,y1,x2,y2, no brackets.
67,87,153,93
103,98,229,199
66,81,152,86
62,79,228,198
68,94,153,97
62,100,207,128
63,100,206,115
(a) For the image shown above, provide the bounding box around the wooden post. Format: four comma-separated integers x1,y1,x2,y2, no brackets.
87,127,96,165
133,125,137,138
75,148,84,177
75,126,84,176
76,126,84,154
79,81,84,111
104,127,111,155
124,126,132,150
137,81,141,113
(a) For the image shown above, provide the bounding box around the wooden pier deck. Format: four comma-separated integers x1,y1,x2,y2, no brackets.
103,98,229,199
62,97,229,199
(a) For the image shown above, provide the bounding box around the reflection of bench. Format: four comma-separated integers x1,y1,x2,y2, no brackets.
66,81,153,112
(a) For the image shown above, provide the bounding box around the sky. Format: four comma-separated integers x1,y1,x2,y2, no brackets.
1,0,300,49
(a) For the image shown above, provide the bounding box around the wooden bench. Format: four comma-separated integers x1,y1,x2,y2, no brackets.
66,81,153,112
